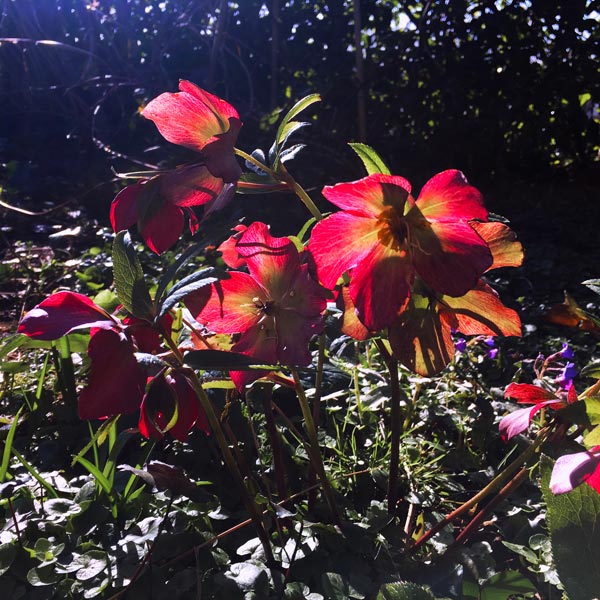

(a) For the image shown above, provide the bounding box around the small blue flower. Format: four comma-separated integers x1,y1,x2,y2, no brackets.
560,342,575,360
557,361,577,389
488,348,499,360
455,338,467,353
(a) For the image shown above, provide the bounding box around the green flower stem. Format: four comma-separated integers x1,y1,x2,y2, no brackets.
234,147,323,220
374,338,404,515
410,426,551,553
292,369,342,526
161,334,274,563
309,333,326,509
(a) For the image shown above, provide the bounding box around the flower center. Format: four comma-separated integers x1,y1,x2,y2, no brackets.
377,207,409,252
253,296,276,316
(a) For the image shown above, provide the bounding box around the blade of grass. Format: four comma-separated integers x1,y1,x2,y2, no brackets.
12,448,58,498
73,455,119,517
0,405,24,482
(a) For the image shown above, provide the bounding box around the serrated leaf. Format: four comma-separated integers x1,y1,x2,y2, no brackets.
541,455,600,600
375,582,435,600
157,268,217,318
276,94,320,145
280,143,307,164
155,243,203,304
582,279,600,296
112,231,154,320
348,143,391,175
183,349,279,371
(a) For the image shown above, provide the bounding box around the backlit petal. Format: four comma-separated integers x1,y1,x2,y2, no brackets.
322,174,411,216
412,219,492,296
337,286,370,341
79,329,145,419
504,383,558,404
110,183,143,232
470,221,524,269
18,291,116,340
160,164,224,207
230,321,278,390
416,170,488,222
550,449,600,494
309,212,380,289
191,273,265,334
440,281,522,337
349,242,413,330
139,201,184,255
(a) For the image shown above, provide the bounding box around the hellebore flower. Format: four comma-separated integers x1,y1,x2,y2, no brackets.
111,81,242,254
18,292,204,439
388,279,521,376
185,222,327,390
309,170,493,330
499,382,577,440
139,371,208,442
550,447,600,495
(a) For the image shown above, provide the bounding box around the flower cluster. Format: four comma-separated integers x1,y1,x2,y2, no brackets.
309,172,522,375
17,291,207,440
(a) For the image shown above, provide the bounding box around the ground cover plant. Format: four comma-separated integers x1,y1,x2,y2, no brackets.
1,72,600,600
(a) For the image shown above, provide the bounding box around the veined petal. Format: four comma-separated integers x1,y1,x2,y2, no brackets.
110,183,143,233
309,212,380,289
234,222,300,299
322,174,411,217
139,201,184,255
499,403,554,440
160,164,224,207
388,293,455,376
230,320,279,390
142,80,240,152
276,307,324,366
416,170,488,222
218,225,248,269
440,281,522,337
412,220,492,296
79,329,145,419
18,291,116,340
283,264,328,318
550,450,600,494
191,273,265,334
470,221,524,270
349,242,413,331
504,382,558,404
337,286,370,341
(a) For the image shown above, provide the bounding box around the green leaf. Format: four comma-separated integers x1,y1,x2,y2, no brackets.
479,571,536,599
155,243,203,304
584,424,600,448
157,269,217,318
375,582,436,600
74,551,108,581
541,455,600,600
0,405,23,483
70,415,120,467
348,143,391,175
581,361,600,379
112,231,154,320
276,94,321,145
0,543,16,576
183,349,279,371
73,455,114,498
584,397,600,425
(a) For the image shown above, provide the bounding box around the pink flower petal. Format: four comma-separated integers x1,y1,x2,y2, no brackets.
18,291,116,340
411,218,493,296
234,222,300,299
139,200,185,255
499,401,562,440
550,450,600,494
160,164,224,207
336,286,370,341
192,273,265,334
349,241,413,331
79,329,145,419
416,170,488,222
142,80,240,153
309,211,380,289
218,225,248,269
322,174,411,217
110,183,143,232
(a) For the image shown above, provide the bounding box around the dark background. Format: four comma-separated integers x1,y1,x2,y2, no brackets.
1,0,599,294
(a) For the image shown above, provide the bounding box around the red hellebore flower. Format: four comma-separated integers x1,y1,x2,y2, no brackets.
309,170,493,330
499,382,577,440
111,81,242,254
185,222,327,390
18,292,154,421
139,371,209,442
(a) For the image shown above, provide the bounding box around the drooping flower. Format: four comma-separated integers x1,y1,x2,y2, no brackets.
139,371,208,442
17,292,206,440
388,278,522,375
185,222,328,390
111,81,242,254
499,382,577,440
550,447,600,495
309,170,493,330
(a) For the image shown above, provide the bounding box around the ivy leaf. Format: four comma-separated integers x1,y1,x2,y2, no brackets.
112,231,154,320
541,454,600,600
348,143,391,175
